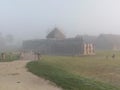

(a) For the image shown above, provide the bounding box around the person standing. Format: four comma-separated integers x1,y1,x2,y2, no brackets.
1,53,5,60
34,51,41,60
37,52,41,60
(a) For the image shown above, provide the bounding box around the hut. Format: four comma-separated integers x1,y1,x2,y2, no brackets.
95,34,120,50
46,28,65,40
23,28,95,56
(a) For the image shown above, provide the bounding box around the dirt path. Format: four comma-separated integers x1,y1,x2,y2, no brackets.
0,60,62,90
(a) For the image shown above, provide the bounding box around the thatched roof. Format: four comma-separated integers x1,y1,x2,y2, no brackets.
46,28,65,40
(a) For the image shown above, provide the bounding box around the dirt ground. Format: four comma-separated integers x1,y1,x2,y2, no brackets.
0,54,62,90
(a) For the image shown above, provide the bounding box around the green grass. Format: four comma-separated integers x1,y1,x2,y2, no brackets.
0,53,20,62
27,50,120,90
27,61,119,90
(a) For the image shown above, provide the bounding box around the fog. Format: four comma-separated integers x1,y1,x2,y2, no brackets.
0,0,120,40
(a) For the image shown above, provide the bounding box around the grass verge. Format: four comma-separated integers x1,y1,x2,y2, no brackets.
27,61,119,90
0,54,20,62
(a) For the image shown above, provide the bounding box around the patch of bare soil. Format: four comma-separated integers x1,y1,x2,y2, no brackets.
0,60,62,90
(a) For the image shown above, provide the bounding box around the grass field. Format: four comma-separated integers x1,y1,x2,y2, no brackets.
0,53,20,62
27,51,120,90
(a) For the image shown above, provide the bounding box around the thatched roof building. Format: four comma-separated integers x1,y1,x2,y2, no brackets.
22,28,95,56
95,34,120,50
46,28,65,40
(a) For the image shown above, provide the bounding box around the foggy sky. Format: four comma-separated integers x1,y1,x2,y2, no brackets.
0,0,120,40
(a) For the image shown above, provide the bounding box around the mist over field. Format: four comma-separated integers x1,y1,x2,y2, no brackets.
0,0,120,51
1,1,120,90
0,0,120,40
